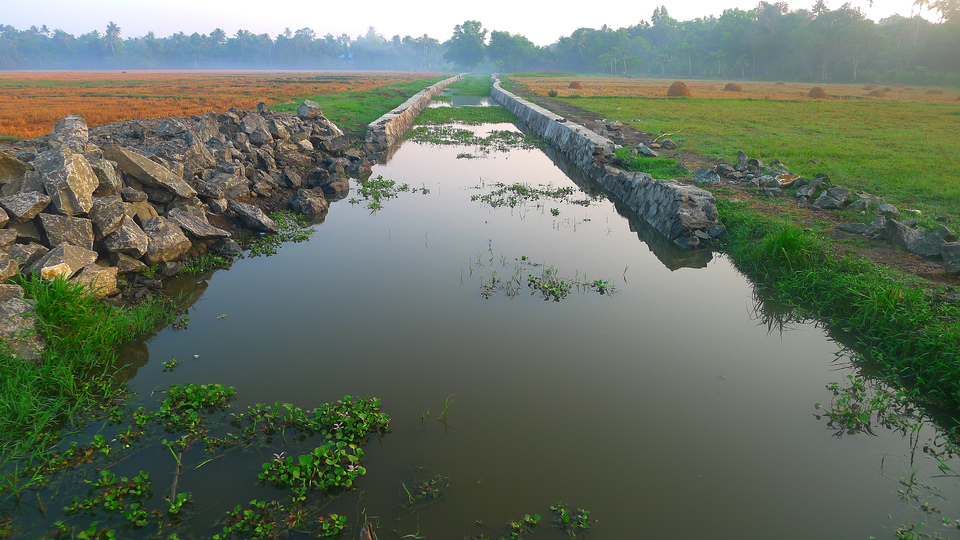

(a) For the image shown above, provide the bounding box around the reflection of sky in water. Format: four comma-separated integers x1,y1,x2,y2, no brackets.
116,132,960,540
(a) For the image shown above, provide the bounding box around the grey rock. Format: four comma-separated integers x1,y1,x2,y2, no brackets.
207,197,228,214
103,144,197,199
289,188,329,215
635,144,658,158
89,157,124,196
156,118,187,137
12,220,44,244
813,186,850,209
736,150,749,170
34,147,98,215
110,252,148,274
0,206,6,228
0,283,23,301
283,168,303,188
7,243,48,270
141,216,191,265
103,218,149,259
266,117,291,140
716,163,736,176
837,222,869,234
297,99,323,119
26,243,98,279
693,168,721,185
88,197,127,237
126,200,160,224
0,255,16,281
120,186,148,202
660,138,677,150
942,242,960,275
865,216,886,236
911,226,956,258
0,296,45,361
210,238,242,257
0,228,15,249
0,150,28,186
240,113,272,145
181,131,217,179
193,111,222,144
195,171,249,200
37,213,95,250
166,207,230,239
320,135,351,153
795,180,823,199
71,264,119,297
883,219,921,251
878,203,900,219
0,191,52,223
51,114,89,152
228,201,277,233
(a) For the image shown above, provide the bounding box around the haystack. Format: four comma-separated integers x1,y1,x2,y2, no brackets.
723,83,743,92
568,81,583,90
928,88,945,95
808,86,828,99
667,81,692,97
868,89,886,97
774,81,786,86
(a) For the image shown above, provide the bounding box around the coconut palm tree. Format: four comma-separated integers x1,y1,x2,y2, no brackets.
105,21,120,58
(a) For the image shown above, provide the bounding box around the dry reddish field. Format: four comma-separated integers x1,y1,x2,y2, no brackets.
512,76,960,103
0,71,438,139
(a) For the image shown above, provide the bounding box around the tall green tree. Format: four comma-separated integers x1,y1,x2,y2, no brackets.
444,20,486,69
105,21,121,58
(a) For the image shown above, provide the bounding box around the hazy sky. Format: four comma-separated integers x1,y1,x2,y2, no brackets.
3,0,936,47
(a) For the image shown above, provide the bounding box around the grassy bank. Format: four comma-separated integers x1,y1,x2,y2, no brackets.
719,199,960,409
0,277,174,492
271,75,447,138
533,93,960,219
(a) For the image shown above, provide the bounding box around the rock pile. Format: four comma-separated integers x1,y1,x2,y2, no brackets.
1,102,375,357
701,151,960,276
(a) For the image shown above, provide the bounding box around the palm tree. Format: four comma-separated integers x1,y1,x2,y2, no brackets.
105,21,120,58
913,0,930,43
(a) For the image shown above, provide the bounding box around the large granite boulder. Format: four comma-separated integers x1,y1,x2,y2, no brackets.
34,147,98,216
103,218,149,259
37,213,95,251
0,286,45,361
228,201,277,232
240,113,272,146
88,197,127,237
51,114,89,152
0,150,28,186
297,99,323,119
102,144,197,199
140,216,192,265
166,207,230,239
289,188,329,215
813,186,851,209
71,264,120,298
0,191,52,223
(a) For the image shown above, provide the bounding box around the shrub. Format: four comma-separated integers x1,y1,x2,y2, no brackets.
868,89,886,97
547,89,559,97
723,83,743,92
774,81,786,86
666,81,691,97
568,81,583,90
808,86,828,99
884,87,892,91
927,88,945,95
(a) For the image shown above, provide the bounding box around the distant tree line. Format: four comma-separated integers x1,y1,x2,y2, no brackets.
1,1,958,86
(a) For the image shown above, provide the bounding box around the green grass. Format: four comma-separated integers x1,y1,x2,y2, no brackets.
271,76,447,138
548,95,960,217
0,276,174,492
719,200,960,411
613,148,685,179
0,135,21,142
444,75,494,97
415,106,517,125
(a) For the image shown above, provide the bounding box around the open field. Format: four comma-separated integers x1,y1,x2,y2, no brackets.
506,76,960,219
510,75,960,103
0,71,443,140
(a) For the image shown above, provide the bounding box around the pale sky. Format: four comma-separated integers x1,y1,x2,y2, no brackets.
2,0,936,47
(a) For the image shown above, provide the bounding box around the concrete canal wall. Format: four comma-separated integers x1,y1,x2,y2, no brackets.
491,78,723,249
364,74,464,155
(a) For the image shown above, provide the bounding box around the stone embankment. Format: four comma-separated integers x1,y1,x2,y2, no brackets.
491,78,724,249
364,74,464,156
697,150,960,276
0,101,375,359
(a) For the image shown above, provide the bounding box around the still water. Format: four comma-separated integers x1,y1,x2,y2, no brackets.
111,122,960,539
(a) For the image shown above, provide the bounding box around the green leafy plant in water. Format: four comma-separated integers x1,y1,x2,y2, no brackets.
550,500,593,538
528,267,572,302
257,441,366,498
241,211,314,257
813,374,921,438
353,175,429,211
180,252,232,275
64,470,152,528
